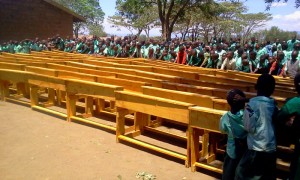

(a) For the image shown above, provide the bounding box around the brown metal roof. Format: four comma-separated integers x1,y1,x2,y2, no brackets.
43,0,85,22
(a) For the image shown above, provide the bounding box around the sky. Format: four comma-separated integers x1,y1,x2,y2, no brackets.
100,0,300,36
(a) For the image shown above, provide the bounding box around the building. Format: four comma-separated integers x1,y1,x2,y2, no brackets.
0,0,85,43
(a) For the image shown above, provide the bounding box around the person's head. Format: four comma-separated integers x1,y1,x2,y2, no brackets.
249,51,257,60
190,49,197,57
294,73,300,95
294,43,300,51
277,51,285,62
211,53,219,61
255,74,276,97
255,43,260,50
227,89,246,114
291,50,299,61
170,51,177,58
179,46,185,53
222,53,227,62
198,52,204,60
271,45,277,53
282,42,288,50
237,48,244,57
155,47,160,53
148,48,154,55
227,51,234,59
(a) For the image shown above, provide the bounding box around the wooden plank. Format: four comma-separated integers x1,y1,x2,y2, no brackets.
26,66,57,77
65,79,123,99
115,91,194,124
97,77,151,92
189,106,225,133
142,86,216,108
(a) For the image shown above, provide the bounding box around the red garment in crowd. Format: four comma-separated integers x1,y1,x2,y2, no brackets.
176,50,187,64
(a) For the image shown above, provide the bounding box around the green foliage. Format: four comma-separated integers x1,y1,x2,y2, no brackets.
109,0,158,37
88,24,107,37
252,26,298,42
53,0,105,37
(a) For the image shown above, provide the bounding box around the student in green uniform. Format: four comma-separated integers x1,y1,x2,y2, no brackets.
75,39,83,53
287,35,300,51
7,40,15,53
21,39,31,54
154,47,161,60
235,48,244,68
220,89,247,180
187,49,201,66
206,53,219,69
235,74,277,180
248,51,258,73
159,49,170,61
237,54,251,73
277,73,300,180
254,54,269,74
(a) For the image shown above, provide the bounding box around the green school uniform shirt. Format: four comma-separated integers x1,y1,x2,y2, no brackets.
76,43,83,52
277,97,300,121
7,44,15,53
220,110,247,159
287,39,300,51
162,54,172,61
235,56,242,68
257,47,267,60
187,56,201,66
15,45,22,53
94,40,99,53
22,42,30,53
237,65,250,73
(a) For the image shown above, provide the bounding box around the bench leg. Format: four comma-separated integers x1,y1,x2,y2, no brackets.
30,86,39,108
66,93,77,122
45,88,56,106
116,107,128,142
134,112,149,134
95,98,105,114
84,96,94,117
202,130,209,158
0,80,10,101
110,101,116,112
191,128,200,172
56,90,62,106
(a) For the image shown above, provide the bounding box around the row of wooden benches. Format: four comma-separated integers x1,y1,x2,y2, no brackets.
0,51,295,175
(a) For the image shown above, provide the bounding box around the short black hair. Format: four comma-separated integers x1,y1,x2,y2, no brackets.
255,74,276,97
227,89,246,110
294,73,300,95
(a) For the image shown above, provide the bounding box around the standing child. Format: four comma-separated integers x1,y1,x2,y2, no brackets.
220,89,248,180
235,74,278,180
277,73,300,180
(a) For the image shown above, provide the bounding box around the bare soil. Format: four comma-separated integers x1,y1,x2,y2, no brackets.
0,101,218,180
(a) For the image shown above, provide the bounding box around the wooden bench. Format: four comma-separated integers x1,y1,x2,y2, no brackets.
115,91,195,166
188,106,226,174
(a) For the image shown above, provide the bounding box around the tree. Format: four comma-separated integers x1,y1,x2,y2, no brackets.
252,26,298,42
109,0,159,37
113,0,217,41
54,0,105,38
233,12,272,43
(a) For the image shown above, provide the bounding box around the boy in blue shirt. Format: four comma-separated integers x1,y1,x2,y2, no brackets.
220,89,247,180
235,74,277,180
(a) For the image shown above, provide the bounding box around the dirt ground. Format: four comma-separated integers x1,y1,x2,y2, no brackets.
0,101,218,180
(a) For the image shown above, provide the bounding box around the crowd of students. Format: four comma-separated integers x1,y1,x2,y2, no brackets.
220,73,300,180
1,35,299,78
